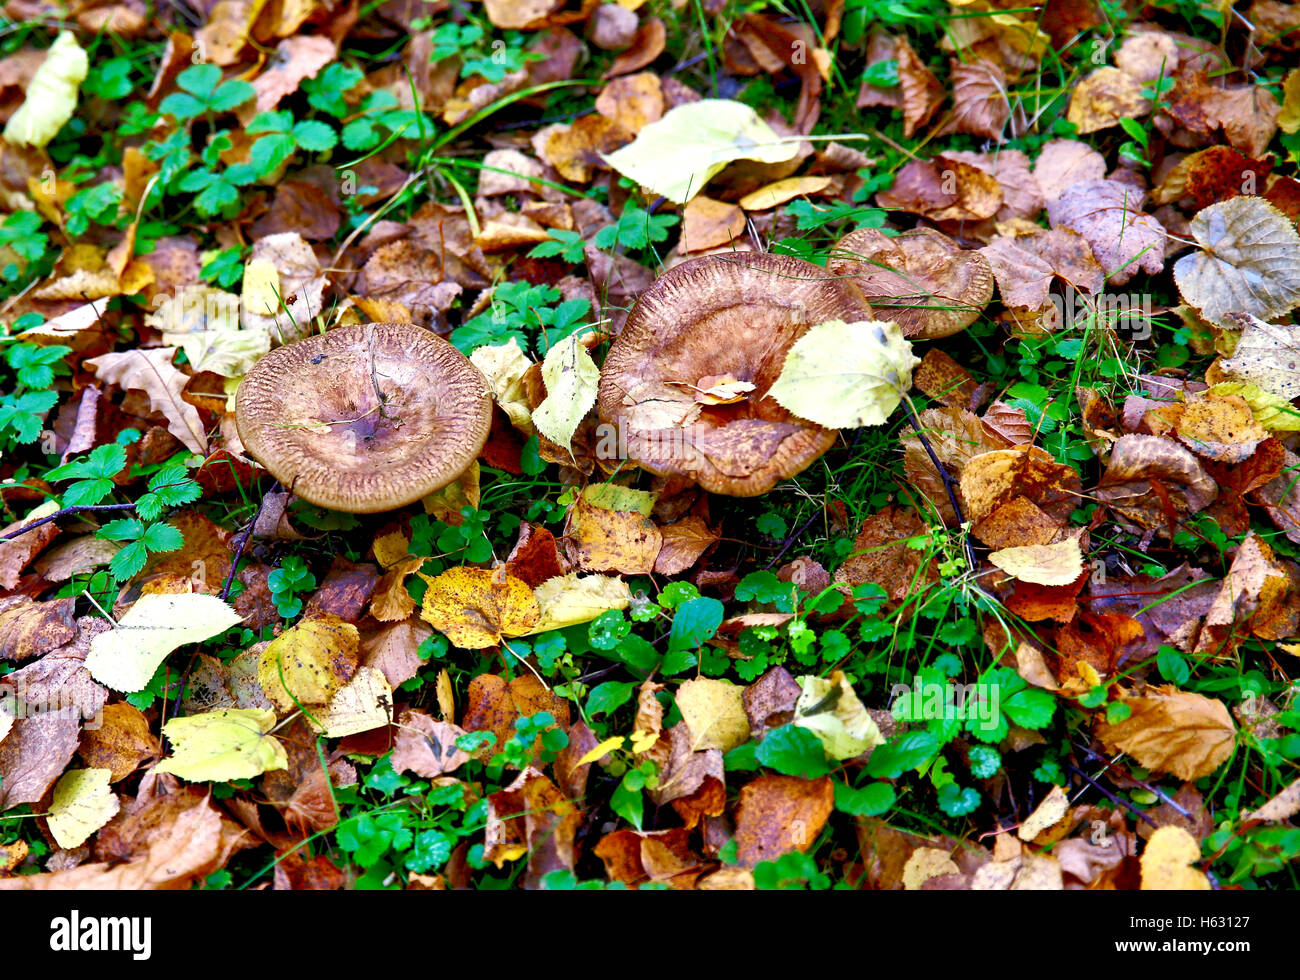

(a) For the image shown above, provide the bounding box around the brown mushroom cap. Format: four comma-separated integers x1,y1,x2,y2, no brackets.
597,252,874,496
235,322,491,513
828,227,994,340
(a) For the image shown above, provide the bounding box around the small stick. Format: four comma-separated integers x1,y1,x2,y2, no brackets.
1075,742,1192,819
897,395,979,575
0,501,137,542
219,480,280,602
1066,762,1159,828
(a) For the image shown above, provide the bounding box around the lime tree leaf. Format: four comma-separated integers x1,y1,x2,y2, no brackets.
85,593,242,692
602,99,801,204
767,319,921,428
154,708,288,781
755,723,833,778
3,31,87,148
1174,197,1300,328
531,332,598,457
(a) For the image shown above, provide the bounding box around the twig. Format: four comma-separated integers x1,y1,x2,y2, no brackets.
219,480,280,603
1066,762,1159,829
898,395,979,575
0,501,137,542
1075,742,1192,819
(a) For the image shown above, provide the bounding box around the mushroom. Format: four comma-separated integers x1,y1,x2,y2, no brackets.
597,252,874,496
235,322,491,513
827,226,993,340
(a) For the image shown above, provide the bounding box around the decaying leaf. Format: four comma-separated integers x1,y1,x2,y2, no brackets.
1096,686,1235,781
419,566,540,648
155,708,289,782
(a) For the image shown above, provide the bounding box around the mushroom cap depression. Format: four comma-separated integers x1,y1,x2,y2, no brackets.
828,227,993,340
236,322,492,513
597,252,874,496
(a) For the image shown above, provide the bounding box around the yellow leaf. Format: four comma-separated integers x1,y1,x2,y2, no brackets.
372,529,412,570
988,538,1084,586
576,735,625,768
793,671,884,760
581,484,657,516
1140,826,1210,890
1017,784,1070,842
422,461,480,523
630,729,659,753
470,338,534,434
85,593,242,693
46,769,120,850
436,668,455,721
676,677,751,752
308,666,393,738
419,566,540,648
766,319,921,429
1096,685,1235,781
1207,381,1300,431
602,99,801,204
524,572,631,634
1280,69,1300,135
738,176,833,212
531,333,599,457
1217,314,1300,403
154,708,289,782
3,32,87,148
257,615,360,711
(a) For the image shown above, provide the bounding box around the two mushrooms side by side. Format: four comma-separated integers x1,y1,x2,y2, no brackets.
236,232,993,511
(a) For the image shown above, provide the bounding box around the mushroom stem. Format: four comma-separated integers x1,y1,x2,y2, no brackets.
898,394,979,575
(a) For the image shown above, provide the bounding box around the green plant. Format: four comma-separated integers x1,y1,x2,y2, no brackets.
451,281,591,354
158,64,255,122
267,556,317,619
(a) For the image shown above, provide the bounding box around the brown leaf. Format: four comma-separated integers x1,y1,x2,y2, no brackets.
594,71,664,133
680,195,746,253
461,673,569,763
391,709,470,778
733,774,833,867
1067,66,1149,134
83,347,208,454
77,703,158,782
1096,685,1235,781
938,59,1011,141
1096,434,1217,528
979,225,1105,311
504,522,566,588
901,405,1009,525
653,516,718,575
565,496,662,574
877,155,1002,222
1,793,237,889
833,505,936,600
1033,138,1107,205
0,508,58,590
0,711,81,811
959,446,1082,525
359,617,431,689
1047,179,1165,287
744,665,802,738
0,595,78,662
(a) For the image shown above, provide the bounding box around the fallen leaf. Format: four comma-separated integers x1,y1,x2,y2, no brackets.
257,614,359,711
155,708,289,782
766,319,919,429
84,347,209,454
989,538,1085,586
85,593,242,693
419,566,540,648
676,677,750,752
732,774,834,867
1096,686,1235,781
1140,825,1210,889
793,670,884,759
531,332,599,457
46,768,120,849
525,572,631,633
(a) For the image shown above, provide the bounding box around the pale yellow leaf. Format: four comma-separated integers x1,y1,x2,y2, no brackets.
85,593,242,693
988,538,1084,586
308,666,393,738
676,677,750,752
155,708,288,782
471,338,534,433
524,572,632,634
602,99,801,204
46,769,119,850
531,333,599,456
794,670,884,760
3,32,87,148
766,319,920,429
1140,826,1210,890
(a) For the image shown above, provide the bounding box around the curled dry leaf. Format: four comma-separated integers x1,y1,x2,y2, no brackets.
827,228,994,340
1096,434,1218,527
979,226,1105,312
877,155,1003,222
937,59,1011,142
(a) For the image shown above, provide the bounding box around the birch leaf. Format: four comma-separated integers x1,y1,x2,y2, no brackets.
766,319,920,429
154,708,288,782
86,594,242,693
3,32,87,148
531,333,598,456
